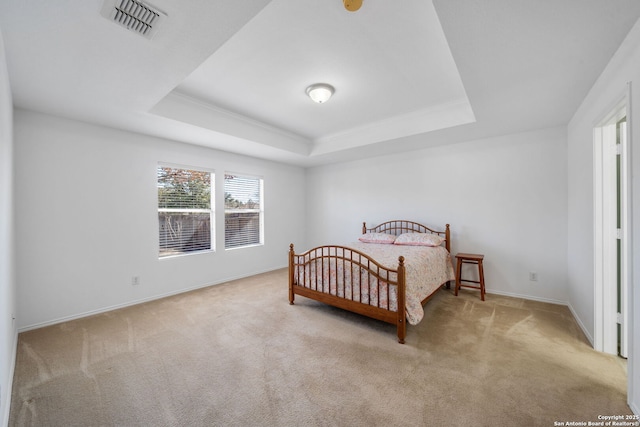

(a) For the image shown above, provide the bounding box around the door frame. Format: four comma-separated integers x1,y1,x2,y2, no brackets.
593,91,630,357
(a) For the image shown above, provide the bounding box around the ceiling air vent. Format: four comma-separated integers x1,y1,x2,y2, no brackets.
101,0,166,40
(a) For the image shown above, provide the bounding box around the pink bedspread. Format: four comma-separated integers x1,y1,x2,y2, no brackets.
294,243,455,325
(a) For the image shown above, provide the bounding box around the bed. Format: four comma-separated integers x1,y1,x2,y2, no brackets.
288,220,455,343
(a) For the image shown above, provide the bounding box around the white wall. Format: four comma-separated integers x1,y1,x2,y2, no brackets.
0,26,16,427
13,110,306,330
568,18,640,415
306,126,568,304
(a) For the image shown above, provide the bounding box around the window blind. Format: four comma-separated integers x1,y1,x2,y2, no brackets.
157,166,214,257
224,174,263,249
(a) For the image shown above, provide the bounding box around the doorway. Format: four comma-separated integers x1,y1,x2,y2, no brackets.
594,98,629,358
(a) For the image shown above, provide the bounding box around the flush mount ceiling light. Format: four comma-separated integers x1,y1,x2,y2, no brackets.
306,83,335,104
343,0,363,12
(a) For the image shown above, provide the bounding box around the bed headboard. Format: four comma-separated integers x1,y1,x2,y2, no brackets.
362,220,451,252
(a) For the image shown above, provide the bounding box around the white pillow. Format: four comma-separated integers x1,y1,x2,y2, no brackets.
358,232,397,244
394,232,445,247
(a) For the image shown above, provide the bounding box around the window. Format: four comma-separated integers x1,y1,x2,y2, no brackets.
157,166,214,257
224,173,263,249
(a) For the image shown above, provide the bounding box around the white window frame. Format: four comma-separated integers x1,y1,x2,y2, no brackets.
224,173,264,250
157,164,215,258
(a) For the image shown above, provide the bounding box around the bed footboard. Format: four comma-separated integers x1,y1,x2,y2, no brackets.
289,243,407,343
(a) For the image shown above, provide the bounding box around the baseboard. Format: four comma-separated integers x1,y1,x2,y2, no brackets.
566,301,594,347
486,288,567,306
1,328,18,427
18,265,288,333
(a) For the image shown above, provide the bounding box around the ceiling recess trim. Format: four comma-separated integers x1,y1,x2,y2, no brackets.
100,0,166,40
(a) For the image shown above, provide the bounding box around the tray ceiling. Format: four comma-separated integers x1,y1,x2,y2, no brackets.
1,0,639,166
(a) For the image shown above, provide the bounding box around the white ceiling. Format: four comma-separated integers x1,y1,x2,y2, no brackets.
1,0,640,167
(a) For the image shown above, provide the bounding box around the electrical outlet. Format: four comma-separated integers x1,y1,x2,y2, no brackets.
132,276,140,286
529,272,538,281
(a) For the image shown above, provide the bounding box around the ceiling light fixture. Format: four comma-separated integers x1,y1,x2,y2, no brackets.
343,0,363,12
306,83,335,104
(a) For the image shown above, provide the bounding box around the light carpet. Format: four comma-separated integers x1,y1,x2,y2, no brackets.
9,268,631,426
